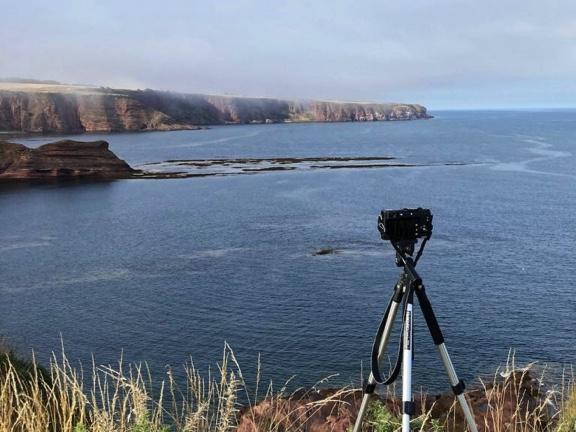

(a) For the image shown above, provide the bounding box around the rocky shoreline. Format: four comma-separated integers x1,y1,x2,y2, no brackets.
0,139,473,182
0,82,431,134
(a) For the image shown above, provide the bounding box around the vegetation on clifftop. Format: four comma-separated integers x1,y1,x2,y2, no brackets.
557,385,576,432
0,343,574,431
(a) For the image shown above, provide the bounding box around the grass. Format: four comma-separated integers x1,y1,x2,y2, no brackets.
1,343,237,432
557,369,576,432
0,342,355,432
434,354,574,432
0,343,574,432
362,400,442,432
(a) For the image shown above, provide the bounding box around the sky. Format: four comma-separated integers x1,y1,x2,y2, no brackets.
1,0,576,109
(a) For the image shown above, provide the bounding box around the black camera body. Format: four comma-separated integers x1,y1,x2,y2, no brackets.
378,208,433,242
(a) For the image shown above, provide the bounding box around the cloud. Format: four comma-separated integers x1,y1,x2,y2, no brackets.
1,0,575,108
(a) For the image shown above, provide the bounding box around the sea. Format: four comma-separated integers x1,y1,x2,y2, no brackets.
1,110,575,392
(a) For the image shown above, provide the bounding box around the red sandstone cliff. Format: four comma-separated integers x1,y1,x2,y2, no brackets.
0,83,430,134
0,90,196,133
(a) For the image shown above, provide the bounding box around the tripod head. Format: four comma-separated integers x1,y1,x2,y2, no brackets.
392,240,416,266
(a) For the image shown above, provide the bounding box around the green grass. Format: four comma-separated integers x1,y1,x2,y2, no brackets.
366,400,398,432
360,400,443,432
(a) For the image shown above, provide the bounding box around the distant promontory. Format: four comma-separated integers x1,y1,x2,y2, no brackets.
0,82,431,134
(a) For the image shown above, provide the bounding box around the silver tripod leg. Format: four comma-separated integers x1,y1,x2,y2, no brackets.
437,344,478,432
352,287,403,432
401,298,414,432
415,283,478,432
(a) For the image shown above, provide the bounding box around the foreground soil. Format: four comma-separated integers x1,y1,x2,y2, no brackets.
237,370,552,432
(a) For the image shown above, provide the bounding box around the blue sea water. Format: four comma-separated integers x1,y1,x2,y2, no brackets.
1,110,575,392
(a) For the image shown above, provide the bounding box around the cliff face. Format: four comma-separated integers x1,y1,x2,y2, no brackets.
140,91,430,124
0,140,136,179
0,90,195,133
289,101,429,122
0,83,430,134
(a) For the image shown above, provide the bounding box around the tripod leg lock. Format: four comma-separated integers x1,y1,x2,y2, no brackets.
364,382,377,394
451,379,466,396
403,401,416,416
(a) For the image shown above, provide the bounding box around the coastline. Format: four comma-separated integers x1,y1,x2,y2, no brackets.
0,82,431,135
0,138,473,182
0,114,432,140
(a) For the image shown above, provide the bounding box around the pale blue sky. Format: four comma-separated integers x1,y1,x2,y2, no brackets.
1,0,576,109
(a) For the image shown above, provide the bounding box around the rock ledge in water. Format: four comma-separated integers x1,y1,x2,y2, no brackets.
0,140,136,180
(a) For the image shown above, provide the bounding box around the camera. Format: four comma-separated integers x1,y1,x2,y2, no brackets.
378,208,433,242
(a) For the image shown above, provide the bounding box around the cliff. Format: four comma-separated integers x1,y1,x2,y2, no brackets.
0,82,430,134
0,140,136,180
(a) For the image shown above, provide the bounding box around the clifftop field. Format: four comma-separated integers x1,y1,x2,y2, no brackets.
0,81,430,134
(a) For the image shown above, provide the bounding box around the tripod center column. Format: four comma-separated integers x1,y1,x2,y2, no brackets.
402,289,415,432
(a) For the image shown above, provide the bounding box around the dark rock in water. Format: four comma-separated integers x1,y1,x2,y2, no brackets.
313,247,339,256
0,140,137,180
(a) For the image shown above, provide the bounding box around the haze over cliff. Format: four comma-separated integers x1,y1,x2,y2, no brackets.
0,82,430,134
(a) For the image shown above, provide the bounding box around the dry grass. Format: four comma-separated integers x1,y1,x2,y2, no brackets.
1,343,242,432
0,344,574,432
0,343,356,432
556,367,576,432
437,353,573,432
352,351,575,432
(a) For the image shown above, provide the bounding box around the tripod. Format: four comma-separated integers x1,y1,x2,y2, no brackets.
352,240,478,432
